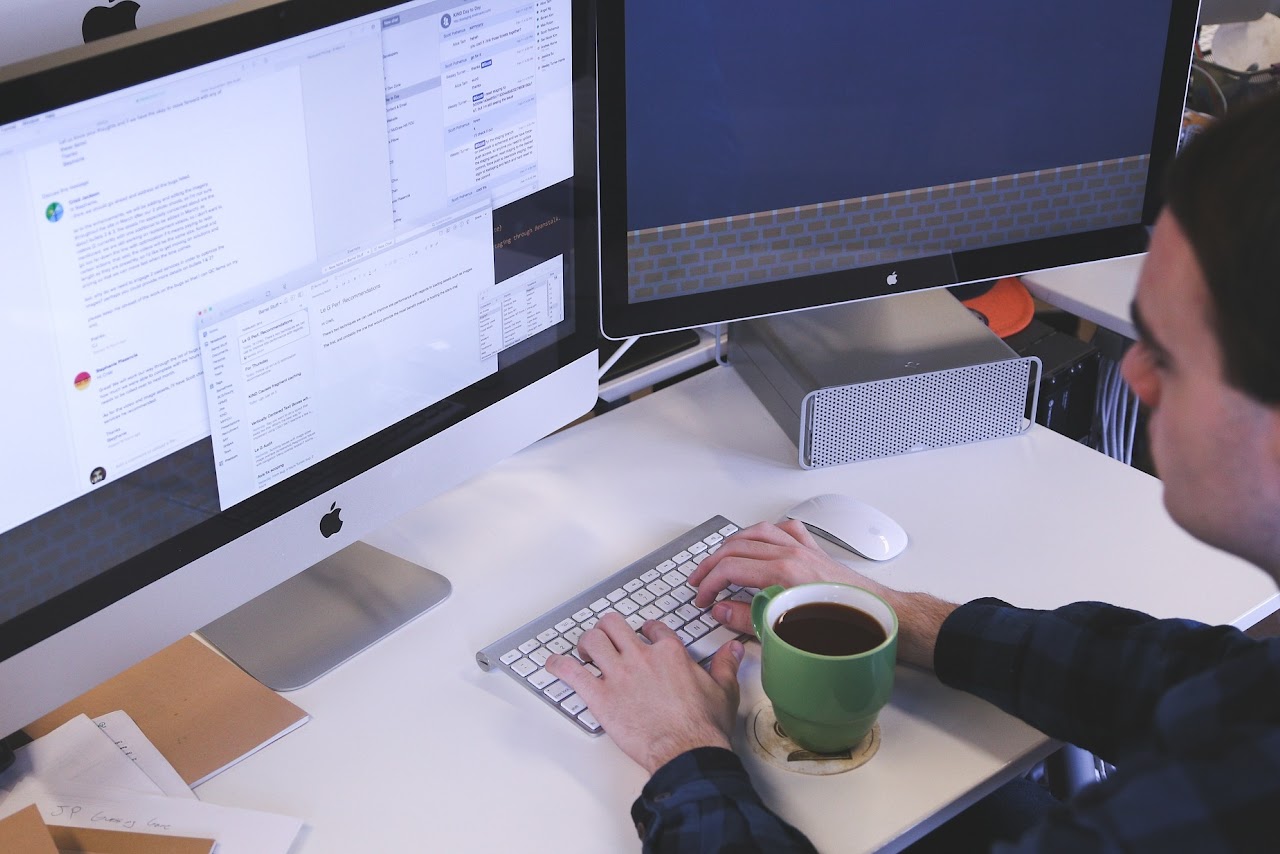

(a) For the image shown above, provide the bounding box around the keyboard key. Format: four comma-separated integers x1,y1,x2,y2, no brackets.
563,627,585,645
572,608,594,622
704,533,723,546
615,598,639,615
675,603,703,621
578,710,601,731
646,579,671,596
660,613,684,631
519,638,541,655
528,669,556,689
625,613,645,630
546,637,573,655
530,648,552,666
719,524,739,537
640,568,661,583
537,628,559,644
692,553,709,565
555,617,577,633
607,588,627,602
638,604,664,621
589,597,611,613
685,620,709,639
585,663,602,677
544,680,573,702
672,585,696,603
686,626,740,662
631,589,655,606
561,694,588,715
662,570,686,587
624,578,644,593
500,649,522,665
656,559,677,573
673,550,692,563
511,658,537,677
655,594,679,612
688,541,707,555
677,629,693,645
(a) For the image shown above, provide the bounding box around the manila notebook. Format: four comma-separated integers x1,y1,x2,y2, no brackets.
24,635,309,786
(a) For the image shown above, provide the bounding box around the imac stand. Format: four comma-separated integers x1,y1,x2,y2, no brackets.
198,542,451,691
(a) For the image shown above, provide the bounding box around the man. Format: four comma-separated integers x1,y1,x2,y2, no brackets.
546,89,1280,851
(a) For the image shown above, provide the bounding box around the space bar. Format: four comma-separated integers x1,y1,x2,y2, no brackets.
686,626,741,663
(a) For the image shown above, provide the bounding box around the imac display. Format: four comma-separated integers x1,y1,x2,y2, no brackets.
597,0,1201,337
0,0,597,736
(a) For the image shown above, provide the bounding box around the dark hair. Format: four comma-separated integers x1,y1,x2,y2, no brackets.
1164,90,1280,404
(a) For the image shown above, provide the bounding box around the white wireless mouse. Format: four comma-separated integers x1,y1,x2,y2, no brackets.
785,494,909,561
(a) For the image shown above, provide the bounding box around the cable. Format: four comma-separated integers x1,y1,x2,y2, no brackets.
712,323,729,365
598,335,639,380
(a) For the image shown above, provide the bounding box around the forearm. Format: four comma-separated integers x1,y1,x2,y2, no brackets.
934,598,1257,760
852,579,957,670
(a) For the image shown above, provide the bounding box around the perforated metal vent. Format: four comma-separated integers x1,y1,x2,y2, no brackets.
800,357,1041,468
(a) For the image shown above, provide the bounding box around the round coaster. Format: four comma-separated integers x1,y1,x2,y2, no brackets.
745,699,880,776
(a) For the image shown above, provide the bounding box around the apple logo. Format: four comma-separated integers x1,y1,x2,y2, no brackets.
82,0,142,43
885,271,899,287
319,502,344,538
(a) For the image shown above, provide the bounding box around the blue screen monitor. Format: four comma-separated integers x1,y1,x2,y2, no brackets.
597,0,1201,338
0,0,598,736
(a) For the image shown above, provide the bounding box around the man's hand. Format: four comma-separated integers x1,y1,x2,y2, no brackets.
690,520,954,669
688,520,878,636
545,613,744,775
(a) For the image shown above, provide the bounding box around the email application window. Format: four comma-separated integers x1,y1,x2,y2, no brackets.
0,0,576,530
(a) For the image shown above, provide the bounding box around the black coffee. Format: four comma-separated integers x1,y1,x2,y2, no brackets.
773,602,887,656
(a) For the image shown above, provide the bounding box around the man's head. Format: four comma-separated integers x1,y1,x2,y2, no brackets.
1121,92,1280,574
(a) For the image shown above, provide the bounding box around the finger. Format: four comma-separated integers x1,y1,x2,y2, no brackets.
595,611,647,652
544,653,601,704
639,618,680,646
706,639,745,694
692,554,786,607
777,518,822,549
688,522,783,587
577,621,623,669
710,599,755,636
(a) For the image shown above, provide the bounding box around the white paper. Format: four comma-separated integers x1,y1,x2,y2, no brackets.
0,715,162,804
92,711,196,800
3,780,303,854
0,713,303,853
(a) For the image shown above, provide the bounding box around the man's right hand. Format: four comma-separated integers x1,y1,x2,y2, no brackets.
690,519,954,670
688,520,879,637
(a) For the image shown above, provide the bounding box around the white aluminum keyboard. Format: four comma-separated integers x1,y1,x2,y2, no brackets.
476,516,751,734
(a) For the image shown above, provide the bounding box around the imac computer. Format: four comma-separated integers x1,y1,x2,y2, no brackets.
0,0,598,739
597,0,1202,338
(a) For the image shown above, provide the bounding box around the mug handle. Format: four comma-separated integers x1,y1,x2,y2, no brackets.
751,585,785,638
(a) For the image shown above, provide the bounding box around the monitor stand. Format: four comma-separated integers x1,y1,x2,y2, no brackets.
197,541,451,691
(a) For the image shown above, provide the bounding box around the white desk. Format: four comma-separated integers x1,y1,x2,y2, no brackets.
1022,255,1143,340
197,366,1277,853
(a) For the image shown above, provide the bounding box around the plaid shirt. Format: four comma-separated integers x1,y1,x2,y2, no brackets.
633,597,1280,852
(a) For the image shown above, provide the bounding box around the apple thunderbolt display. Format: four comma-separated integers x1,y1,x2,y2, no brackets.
597,0,1201,338
0,0,598,736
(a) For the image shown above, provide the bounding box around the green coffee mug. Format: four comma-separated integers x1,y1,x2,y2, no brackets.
751,582,898,754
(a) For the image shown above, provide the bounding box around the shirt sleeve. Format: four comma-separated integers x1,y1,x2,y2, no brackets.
631,747,817,854
933,597,1257,763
